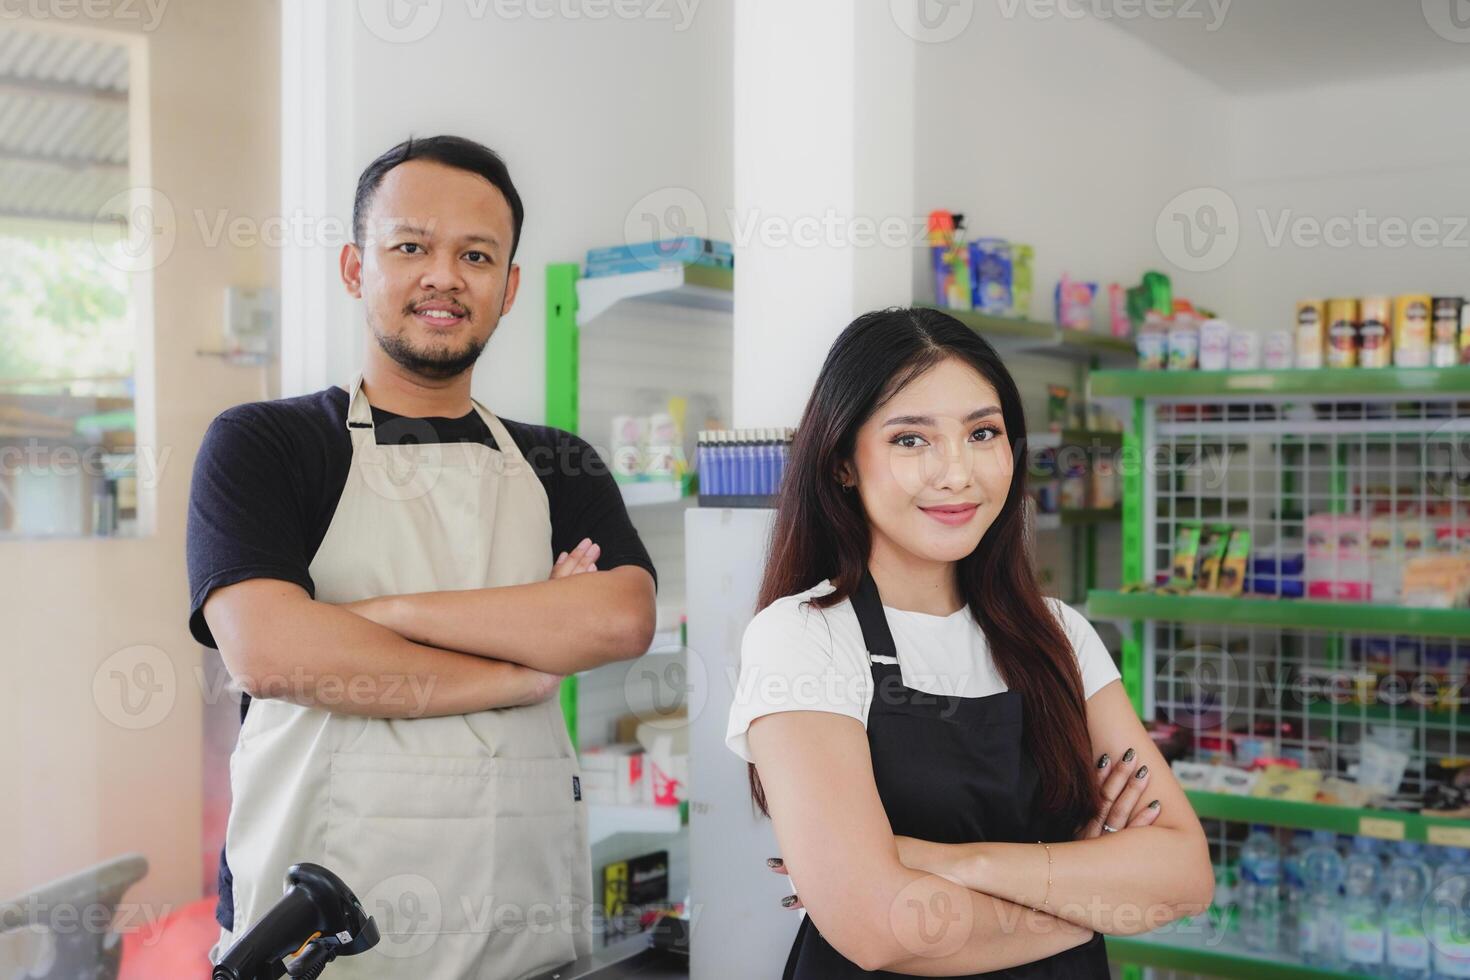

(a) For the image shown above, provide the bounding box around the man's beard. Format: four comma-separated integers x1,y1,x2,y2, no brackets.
372,321,487,380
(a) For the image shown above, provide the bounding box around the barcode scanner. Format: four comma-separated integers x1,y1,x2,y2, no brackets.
212,863,380,980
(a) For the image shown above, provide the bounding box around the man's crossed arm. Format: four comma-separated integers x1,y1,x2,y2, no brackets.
203,538,655,718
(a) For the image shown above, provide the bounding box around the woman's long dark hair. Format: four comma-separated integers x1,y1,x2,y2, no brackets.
748,307,1103,839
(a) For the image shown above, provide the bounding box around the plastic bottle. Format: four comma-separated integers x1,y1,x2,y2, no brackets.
1342,835,1386,972
1384,840,1431,979
735,431,752,495
1299,830,1345,969
1431,847,1470,978
1239,824,1282,952
1281,830,1312,956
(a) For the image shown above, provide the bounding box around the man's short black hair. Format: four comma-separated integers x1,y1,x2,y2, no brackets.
352,135,524,260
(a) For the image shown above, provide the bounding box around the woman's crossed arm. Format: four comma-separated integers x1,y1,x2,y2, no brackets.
747,709,1095,975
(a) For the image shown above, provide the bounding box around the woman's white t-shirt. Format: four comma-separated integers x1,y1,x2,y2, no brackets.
725,579,1122,763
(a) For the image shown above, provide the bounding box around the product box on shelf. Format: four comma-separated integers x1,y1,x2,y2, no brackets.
1306,513,1372,601
581,743,647,806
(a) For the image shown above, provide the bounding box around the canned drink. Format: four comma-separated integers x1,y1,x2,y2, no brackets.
1461,302,1470,365
1394,294,1432,368
1432,297,1463,368
1295,299,1326,369
1326,298,1359,368
1358,296,1392,368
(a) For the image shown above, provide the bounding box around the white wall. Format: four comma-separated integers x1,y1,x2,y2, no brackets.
1224,65,1470,332
285,1,734,426
914,4,1233,324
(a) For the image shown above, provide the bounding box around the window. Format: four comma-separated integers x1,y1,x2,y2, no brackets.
0,27,140,537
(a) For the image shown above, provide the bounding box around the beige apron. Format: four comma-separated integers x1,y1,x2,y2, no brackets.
208,374,593,979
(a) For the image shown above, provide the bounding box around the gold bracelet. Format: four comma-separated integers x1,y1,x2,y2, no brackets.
1029,841,1053,913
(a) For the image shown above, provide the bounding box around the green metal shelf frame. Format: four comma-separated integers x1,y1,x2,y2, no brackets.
1185,789,1470,845
1305,699,1470,732
548,260,734,750
1103,373,1470,978
547,263,581,747
1087,589,1470,639
1091,365,1470,398
1106,934,1347,979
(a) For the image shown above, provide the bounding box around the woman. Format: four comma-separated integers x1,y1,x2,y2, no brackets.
724,308,1213,977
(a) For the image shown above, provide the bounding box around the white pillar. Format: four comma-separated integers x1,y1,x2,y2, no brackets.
732,0,916,429
279,1,358,397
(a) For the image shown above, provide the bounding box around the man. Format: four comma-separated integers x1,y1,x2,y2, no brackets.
187,135,658,978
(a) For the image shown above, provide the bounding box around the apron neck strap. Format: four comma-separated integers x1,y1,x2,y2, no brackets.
344,373,521,464
344,374,375,448
850,568,898,665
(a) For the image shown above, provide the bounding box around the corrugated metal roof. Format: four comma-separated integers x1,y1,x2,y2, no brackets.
0,27,130,225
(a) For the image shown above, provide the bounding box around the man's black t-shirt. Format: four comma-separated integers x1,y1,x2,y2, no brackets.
185,384,657,929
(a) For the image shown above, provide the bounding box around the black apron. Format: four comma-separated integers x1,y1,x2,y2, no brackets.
782,569,1110,979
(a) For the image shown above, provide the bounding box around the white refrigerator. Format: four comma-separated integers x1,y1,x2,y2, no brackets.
683,506,800,978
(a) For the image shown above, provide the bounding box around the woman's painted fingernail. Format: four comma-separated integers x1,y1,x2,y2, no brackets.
1135,765,1149,779
781,894,798,907
1097,754,1110,768
1121,747,1136,763
1148,800,1160,809
767,857,784,868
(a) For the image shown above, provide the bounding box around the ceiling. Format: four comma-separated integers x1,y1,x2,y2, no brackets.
1101,0,1470,93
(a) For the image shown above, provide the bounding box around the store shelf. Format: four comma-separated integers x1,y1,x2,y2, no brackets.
1087,589,1470,639
1107,927,1345,979
1184,789,1470,846
1090,365,1470,399
576,262,732,325
1034,507,1122,531
587,802,684,846
1305,700,1470,732
1027,429,1124,450
616,472,697,507
918,305,1135,364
